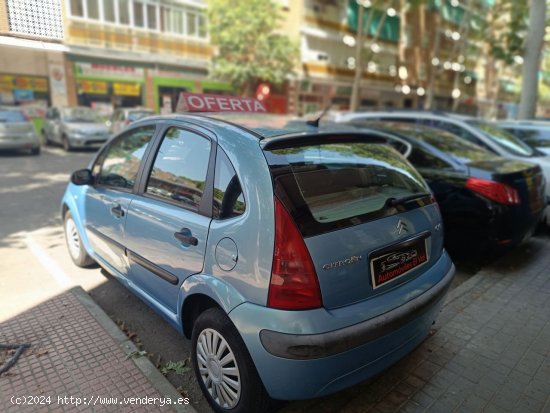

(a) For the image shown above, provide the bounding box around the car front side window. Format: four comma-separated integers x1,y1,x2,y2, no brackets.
95,125,156,190
145,127,211,213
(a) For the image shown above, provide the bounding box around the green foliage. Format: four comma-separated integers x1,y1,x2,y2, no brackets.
160,360,191,376
208,0,298,95
484,0,528,64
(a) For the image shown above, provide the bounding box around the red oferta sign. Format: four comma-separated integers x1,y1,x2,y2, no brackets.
177,92,267,113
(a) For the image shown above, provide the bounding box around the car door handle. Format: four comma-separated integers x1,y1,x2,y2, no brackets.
111,205,124,218
174,229,198,246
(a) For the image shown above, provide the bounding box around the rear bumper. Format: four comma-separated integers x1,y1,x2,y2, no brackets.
0,139,40,150
68,137,108,148
260,264,454,360
229,253,455,400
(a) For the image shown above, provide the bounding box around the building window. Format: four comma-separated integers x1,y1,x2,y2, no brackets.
87,0,99,20
103,0,116,22
119,0,130,25
69,0,84,17
65,0,206,39
198,15,207,38
146,4,157,30
186,12,197,36
133,1,144,27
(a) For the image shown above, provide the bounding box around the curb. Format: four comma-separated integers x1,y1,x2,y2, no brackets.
70,286,197,413
442,265,485,307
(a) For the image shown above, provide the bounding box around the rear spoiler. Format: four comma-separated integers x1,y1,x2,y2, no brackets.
261,131,389,151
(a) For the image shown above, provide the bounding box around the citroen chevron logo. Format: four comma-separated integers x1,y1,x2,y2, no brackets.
396,220,408,235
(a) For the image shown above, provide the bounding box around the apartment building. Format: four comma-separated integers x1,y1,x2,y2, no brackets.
62,0,231,113
0,0,66,109
288,0,506,115
1,0,519,116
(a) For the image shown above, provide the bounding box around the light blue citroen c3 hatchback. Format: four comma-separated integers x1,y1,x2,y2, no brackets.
62,94,455,413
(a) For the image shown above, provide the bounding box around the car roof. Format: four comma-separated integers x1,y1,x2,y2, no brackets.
134,113,360,140
498,120,550,128
334,110,476,122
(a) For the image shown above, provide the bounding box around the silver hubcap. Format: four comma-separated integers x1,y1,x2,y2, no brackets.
65,217,81,259
197,328,241,409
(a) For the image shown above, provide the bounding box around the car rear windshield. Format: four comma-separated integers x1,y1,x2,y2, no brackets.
128,111,153,121
468,121,535,157
0,111,25,122
265,139,431,236
62,107,100,123
393,125,495,163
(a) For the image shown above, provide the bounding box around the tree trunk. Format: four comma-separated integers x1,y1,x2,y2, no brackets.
351,0,389,111
350,4,366,112
518,0,546,119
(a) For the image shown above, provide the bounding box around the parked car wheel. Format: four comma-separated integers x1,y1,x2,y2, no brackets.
42,130,51,146
30,146,40,156
62,135,72,151
192,307,272,413
64,211,94,267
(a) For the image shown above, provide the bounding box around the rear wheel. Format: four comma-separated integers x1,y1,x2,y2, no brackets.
64,211,94,267
62,135,72,152
42,130,51,146
30,146,40,156
191,308,272,413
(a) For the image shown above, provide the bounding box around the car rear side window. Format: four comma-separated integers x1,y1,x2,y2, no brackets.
145,127,211,212
213,149,245,219
265,139,431,236
96,125,155,190
408,147,453,170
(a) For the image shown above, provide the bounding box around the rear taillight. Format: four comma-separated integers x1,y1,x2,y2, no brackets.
267,198,322,310
465,178,520,205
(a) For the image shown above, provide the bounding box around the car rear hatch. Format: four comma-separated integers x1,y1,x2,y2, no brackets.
262,133,445,309
0,111,34,137
466,159,545,242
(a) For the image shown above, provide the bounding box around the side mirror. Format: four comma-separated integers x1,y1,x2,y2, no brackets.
71,169,93,186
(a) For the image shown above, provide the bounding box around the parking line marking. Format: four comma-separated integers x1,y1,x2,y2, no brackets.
25,235,74,289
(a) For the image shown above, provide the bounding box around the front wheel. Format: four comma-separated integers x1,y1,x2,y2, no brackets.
62,135,72,151
64,211,95,267
192,308,272,413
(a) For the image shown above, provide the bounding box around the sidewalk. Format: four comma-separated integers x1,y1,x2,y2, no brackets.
0,287,195,413
2,236,550,413
282,236,550,413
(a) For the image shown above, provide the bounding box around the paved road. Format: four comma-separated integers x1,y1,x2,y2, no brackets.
0,146,486,413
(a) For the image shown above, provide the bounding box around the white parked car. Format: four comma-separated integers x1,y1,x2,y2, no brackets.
498,120,550,156
107,107,155,135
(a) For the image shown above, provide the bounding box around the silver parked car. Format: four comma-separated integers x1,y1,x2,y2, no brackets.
107,107,154,135
0,107,40,155
43,106,110,151
498,120,550,156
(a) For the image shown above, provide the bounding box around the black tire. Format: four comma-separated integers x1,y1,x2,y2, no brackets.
42,130,51,146
62,135,72,152
64,211,95,267
191,307,272,413
30,146,40,156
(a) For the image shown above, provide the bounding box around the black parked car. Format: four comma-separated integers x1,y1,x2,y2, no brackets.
345,121,546,250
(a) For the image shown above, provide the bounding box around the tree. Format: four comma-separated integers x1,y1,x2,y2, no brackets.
476,0,529,118
518,0,547,119
207,0,298,96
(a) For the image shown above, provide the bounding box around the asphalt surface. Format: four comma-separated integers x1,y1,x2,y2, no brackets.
0,144,513,413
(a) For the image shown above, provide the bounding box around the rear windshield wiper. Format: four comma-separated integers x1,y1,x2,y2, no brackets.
385,192,432,208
